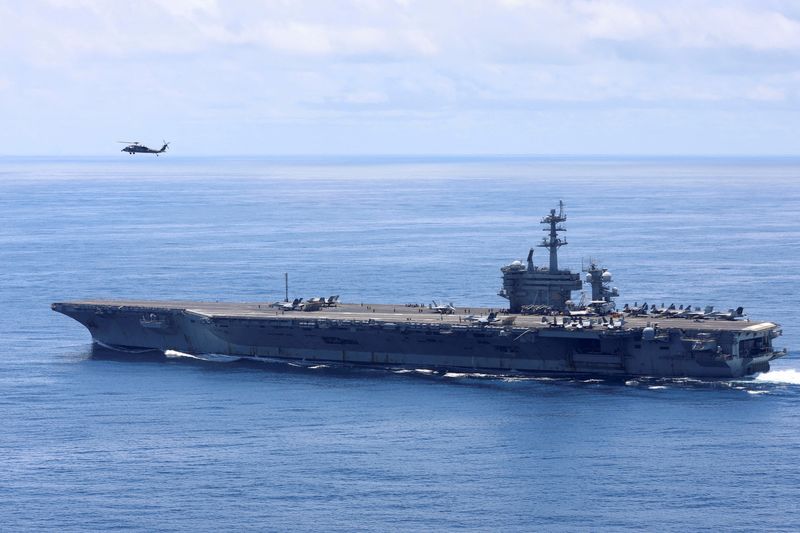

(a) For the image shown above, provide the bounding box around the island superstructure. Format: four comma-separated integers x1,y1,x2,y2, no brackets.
52,204,786,378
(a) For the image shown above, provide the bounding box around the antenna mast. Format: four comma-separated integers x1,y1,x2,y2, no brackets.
538,200,568,273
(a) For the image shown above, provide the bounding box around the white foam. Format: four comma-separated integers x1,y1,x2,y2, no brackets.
165,349,203,360
747,390,770,395
444,372,468,378
500,376,547,382
165,350,237,362
648,385,668,390
754,369,800,385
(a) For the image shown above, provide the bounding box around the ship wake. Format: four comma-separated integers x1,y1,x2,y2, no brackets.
164,350,239,363
754,368,800,385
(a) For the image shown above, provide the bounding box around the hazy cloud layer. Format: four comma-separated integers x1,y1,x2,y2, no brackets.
1,0,798,155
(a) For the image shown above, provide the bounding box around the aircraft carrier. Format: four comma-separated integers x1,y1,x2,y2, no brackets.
52,204,786,378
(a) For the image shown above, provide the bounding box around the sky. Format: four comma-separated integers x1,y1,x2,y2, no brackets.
0,0,798,156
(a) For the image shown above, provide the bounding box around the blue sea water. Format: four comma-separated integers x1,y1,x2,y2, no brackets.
1,155,799,532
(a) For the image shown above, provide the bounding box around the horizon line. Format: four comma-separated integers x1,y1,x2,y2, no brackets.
2,153,800,159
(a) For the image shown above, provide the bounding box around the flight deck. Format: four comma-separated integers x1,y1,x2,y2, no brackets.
55,299,776,334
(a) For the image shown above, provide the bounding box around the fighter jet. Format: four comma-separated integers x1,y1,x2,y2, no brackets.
708,307,745,320
464,312,499,325
270,298,303,311
430,301,456,314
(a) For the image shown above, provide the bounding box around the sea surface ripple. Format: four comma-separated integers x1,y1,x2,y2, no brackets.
1,156,799,532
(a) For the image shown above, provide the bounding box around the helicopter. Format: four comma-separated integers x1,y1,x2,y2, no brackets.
118,140,170,155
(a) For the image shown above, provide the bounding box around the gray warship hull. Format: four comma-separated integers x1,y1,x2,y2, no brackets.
51,203,787,379
52,300,784,378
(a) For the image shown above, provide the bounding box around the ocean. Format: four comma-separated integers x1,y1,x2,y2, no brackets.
1,156,799,531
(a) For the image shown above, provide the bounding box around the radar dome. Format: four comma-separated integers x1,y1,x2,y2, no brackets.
642,327,656,341
602,271,613,282
584,273,593,283
511,260,522,266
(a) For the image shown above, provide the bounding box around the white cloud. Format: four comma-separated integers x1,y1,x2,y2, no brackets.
747,85,786,102
236,22,437,58
669,7,800,51
9,1,800,60
0,0,798,154
342,91,388,104
150,0,220,19
576,0,660,41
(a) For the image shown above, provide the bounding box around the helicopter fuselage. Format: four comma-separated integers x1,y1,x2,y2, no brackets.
120,142,169,155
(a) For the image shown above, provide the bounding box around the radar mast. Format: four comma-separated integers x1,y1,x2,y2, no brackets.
539,200,567,272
